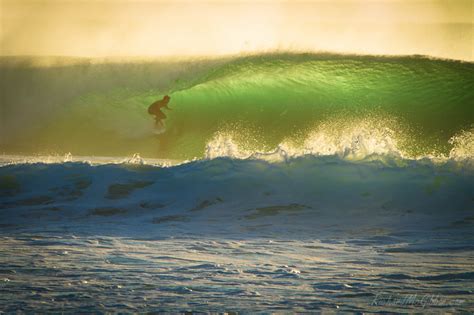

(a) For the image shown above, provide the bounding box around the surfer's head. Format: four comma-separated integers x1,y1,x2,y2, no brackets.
163,95,170,102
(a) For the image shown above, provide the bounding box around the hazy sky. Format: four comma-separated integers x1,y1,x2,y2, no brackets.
1,0,472,60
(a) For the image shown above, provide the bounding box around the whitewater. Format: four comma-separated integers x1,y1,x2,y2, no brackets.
0,53,473,312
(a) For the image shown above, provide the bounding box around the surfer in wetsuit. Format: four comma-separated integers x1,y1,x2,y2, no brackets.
148,95,171,127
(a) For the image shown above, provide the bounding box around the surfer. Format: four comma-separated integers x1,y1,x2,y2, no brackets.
148,95,171,128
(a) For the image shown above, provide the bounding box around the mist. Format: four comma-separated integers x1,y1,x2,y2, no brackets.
1,0,472,60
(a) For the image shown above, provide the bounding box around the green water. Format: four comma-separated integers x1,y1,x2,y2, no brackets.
1,53,473,159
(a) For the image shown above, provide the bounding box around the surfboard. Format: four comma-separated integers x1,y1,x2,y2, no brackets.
153,125,166,135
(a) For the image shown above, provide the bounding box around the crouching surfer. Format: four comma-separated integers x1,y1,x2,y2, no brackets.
148,95,171,129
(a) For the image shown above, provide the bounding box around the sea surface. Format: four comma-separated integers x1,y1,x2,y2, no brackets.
0,53,473,312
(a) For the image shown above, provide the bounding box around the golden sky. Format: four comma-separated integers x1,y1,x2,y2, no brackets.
1,0,472,60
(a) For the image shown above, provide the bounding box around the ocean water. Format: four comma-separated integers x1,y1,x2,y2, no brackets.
0,53,473,312
2,53,473,159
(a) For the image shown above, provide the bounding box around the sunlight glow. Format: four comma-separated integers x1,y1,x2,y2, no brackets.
1,0,472,60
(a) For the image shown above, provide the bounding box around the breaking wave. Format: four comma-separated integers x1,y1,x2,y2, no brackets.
1,53,473,161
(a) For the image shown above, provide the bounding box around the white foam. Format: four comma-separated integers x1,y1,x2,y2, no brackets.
205,133,250,160
205,119,403,162
204,120,473,164
0,154,180,167
449,128,474,161
288,120,401,160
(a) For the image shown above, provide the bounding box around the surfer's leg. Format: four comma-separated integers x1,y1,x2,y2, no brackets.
156,110,166,120
155,119,164,128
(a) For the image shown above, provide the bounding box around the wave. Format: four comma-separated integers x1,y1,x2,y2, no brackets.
205,124,474,166
1,53,473,160
2,125,473,168
0,154,473,237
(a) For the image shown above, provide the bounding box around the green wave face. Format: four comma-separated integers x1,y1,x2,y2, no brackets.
1,54,473,160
